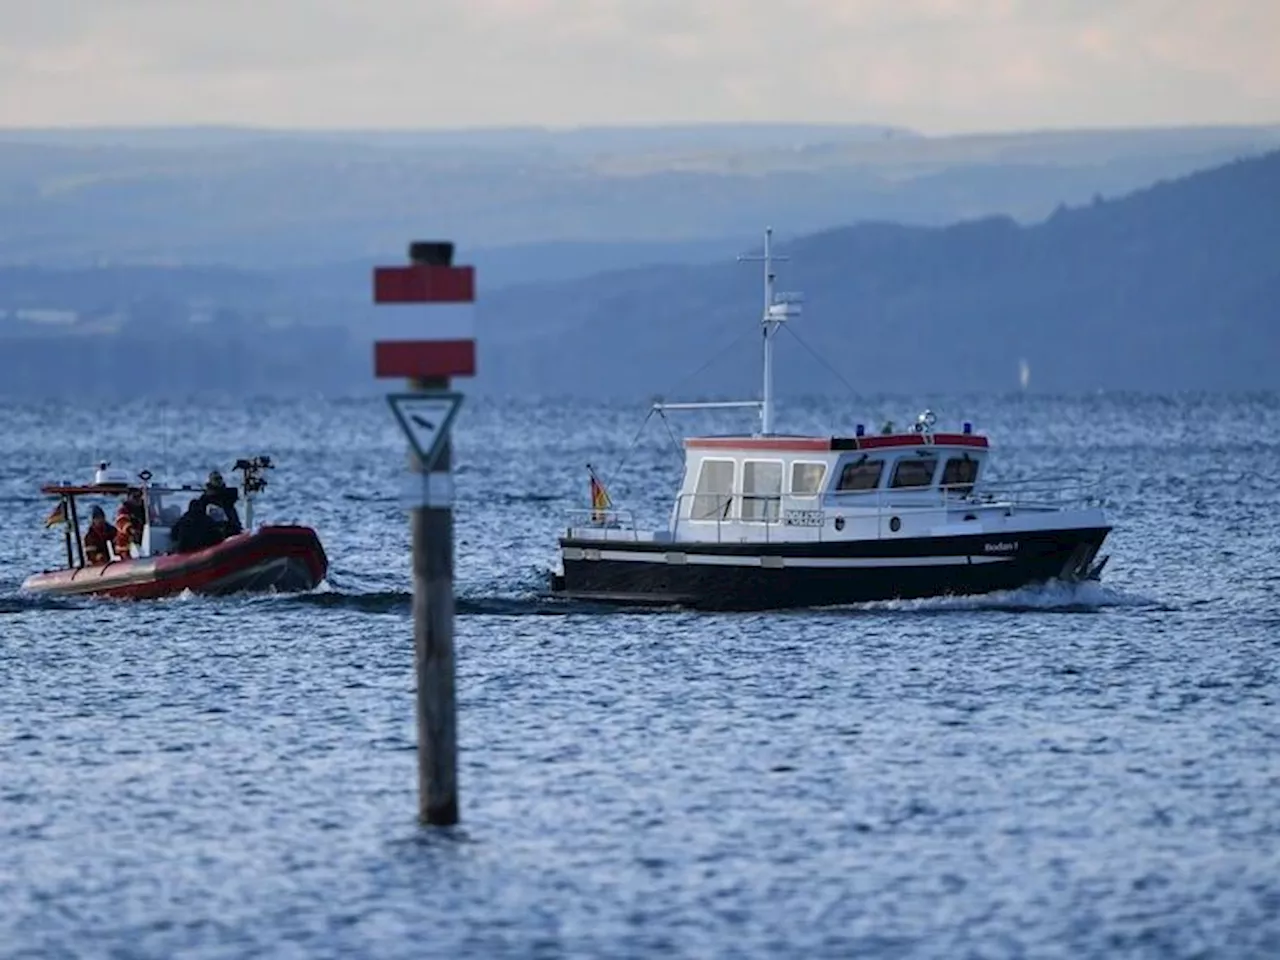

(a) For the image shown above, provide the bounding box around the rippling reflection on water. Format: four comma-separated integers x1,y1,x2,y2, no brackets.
2,394,1279,958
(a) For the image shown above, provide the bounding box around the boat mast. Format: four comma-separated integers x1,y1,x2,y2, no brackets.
651,227,799,435
737,227,799,436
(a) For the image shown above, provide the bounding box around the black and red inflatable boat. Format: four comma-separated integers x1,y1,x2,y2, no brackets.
21,456,328,601
22,525,327,600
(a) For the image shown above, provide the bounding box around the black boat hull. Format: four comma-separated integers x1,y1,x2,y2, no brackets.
552,527,1111,610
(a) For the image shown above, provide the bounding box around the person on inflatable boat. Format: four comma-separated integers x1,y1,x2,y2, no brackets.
200,471,243,535
114,490,145,559
84,506,115,565
170,498,225,553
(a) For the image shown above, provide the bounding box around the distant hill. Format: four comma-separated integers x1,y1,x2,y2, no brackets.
1,123,1277,268
475,150,1280,394
0,237,743,314
0,147,1276,398
0,122,918,152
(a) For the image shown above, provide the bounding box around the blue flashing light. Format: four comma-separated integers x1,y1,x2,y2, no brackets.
855,423,866,437
962,421,973,435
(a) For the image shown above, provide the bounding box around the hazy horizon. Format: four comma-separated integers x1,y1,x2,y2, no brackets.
2,0,1277,133
2,120,1279,137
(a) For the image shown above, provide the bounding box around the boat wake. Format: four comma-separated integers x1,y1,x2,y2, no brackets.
0,584,632,618
0,592,83,615
0,576,1158,619
815,579,1160,615
274,589,665,617
273,575,1158,618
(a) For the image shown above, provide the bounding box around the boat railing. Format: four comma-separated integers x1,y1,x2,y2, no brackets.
825,475,1105,511
962,474,1106,509
568,475,1105,544
564,508,643,540
668,493,793,544
666,477,1105,542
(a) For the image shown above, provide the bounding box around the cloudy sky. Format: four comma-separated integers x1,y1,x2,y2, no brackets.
0,0,1276,133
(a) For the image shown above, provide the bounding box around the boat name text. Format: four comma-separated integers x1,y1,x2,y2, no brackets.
783,509,825,527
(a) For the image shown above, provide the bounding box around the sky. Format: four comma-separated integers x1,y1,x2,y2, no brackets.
0,0,1277,133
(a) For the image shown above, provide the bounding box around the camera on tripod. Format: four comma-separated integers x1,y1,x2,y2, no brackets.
233,456,274,494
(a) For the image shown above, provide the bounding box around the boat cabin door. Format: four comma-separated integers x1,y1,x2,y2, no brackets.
141,488,177,556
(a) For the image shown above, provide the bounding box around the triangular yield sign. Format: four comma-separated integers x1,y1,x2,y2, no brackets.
386,392,464,469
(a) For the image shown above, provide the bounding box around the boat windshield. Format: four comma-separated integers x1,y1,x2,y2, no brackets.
941,456,979,493
836,458,883,492
889,457,938,489
146,489,184,527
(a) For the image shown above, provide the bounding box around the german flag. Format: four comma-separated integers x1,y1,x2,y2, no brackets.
44,500,68,528
588,464,611,522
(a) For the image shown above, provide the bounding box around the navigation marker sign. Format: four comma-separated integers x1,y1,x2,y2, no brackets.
387,392,463,470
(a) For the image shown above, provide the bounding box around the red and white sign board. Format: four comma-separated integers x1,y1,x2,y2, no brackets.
371,263,477,379
374,264,475,303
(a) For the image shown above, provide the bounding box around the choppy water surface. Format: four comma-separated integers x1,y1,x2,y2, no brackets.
2,393,1278,958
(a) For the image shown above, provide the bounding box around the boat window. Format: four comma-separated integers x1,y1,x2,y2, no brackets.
941,456,979,493
890,457,938,489
836,457,883,492
691,458,735,521
790,461,827,496
742,460,782,522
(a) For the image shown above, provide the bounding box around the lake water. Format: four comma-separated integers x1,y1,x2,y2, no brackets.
2,393,1278,958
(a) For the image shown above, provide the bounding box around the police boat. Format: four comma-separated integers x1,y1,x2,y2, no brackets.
22,456,328,600
550,228,1112,610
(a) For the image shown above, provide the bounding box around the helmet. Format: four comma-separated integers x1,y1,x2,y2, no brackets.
207,470,225,489
90,505,106,521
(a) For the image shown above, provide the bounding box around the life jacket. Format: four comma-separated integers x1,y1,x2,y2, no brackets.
115,504,141,557
113,499,145,560
127,501,146,539
84,522,113,565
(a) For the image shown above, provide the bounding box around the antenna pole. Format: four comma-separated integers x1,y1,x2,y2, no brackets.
762,228,775,435
738,227,789,436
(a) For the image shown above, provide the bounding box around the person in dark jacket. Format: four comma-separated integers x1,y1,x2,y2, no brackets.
204,504,231,543
199,470,243,535
170,498,222,553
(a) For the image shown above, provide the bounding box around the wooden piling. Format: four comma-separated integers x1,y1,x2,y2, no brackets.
374,238,474,827
407,373,459,826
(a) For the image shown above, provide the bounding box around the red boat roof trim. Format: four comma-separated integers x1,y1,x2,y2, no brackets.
40,483,138,497
40,482,209,497
684,433,989,452
685,437,830,452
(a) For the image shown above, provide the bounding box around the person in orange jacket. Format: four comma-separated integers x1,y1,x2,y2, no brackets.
84,506,115,565
114,490,145,560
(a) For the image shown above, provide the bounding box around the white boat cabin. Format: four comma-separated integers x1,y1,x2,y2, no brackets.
568,421,1014,545
659,427,998,542
567,415,1101,546
677,429,988,523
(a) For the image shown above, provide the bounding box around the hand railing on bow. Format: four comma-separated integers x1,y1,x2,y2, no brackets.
567,473,1106,545
563,507,641,540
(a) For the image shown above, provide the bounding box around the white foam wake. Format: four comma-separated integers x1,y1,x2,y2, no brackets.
824,579,1153,614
